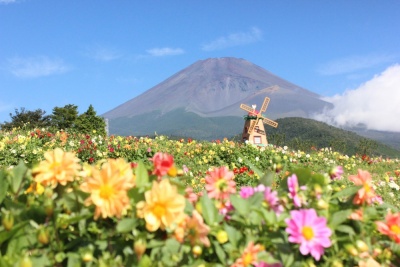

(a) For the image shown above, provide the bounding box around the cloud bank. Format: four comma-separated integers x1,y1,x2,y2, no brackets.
202,27,262,51
313,64,400,132
146,47,185,57
8,56,69,78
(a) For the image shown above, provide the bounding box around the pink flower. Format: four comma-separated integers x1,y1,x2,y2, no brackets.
151,152,175,178
329,166,343,180
255,262,282,267
264,187,284,216
285,209,332,261
205,166,236,201
240,186,255,199
287,174,302,207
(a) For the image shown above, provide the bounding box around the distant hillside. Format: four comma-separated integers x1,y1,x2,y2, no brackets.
265,117,400,158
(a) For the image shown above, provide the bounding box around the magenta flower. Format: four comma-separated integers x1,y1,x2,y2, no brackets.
285,209,332,261
264,187,284,216
240,186,255,199
287,174,302,207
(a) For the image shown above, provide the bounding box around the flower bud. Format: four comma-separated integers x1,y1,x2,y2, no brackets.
216,230,228,244
37,227,50,245
134,238,147,259
44,199,54,217
344,244,358,256
317,199,329,210
19,256,33,267
355,240,369,253
192,245,202,257
81,252,93,263
2,212,14,231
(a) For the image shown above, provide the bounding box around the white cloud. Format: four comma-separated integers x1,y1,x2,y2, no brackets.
202,27,262,51
0,0,18,4
313,64,400,132
85,46,122,62
318,54,396,76
8,56,69,78
146,47,185,57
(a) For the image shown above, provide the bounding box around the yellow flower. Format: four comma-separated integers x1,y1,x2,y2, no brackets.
80,158,134,219
33,148,80,188
136,179,185,232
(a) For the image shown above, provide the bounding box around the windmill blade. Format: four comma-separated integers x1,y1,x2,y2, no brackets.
248,120,257,134
263,117,278,128
260,97,270,113
240,104,254,113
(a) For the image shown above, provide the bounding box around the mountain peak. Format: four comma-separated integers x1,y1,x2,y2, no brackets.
104,57,331,119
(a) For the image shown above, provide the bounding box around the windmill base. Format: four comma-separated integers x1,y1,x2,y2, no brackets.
241,119,269,146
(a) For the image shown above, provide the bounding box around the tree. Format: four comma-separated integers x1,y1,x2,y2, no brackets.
1,107,50,131
75,105,106,135
50,104,79,130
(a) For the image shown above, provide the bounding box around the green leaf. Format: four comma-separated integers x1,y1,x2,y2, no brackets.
67,252,81,267
332,186,361,199
116,218,136,233
135,161,149,188
223,223,242,247
0,170,9,204
335,224,356,235
242,157,264,178
212,240,226,265
0,221,29,245
138,255,152,267
329,209,352,228
259,172,275,187
200,192,220,225
229,194,250,216
10,161,28,194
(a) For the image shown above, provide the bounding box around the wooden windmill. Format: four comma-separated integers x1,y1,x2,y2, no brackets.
240,95,278,145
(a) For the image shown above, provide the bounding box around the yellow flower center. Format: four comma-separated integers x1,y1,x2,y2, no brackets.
390,224,400,234
153,203,166,218
216,179,227,191
99,184,114,199
243,252,253,266
302,226,314,241
364,183,371,192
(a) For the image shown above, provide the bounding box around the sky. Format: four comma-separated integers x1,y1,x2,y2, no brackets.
1,0,400,132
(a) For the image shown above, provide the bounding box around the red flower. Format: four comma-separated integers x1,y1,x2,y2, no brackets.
151,152,175,178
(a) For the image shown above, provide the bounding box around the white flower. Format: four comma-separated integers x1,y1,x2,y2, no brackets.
388,181,400,190
238,157,243,163
255,157,259,161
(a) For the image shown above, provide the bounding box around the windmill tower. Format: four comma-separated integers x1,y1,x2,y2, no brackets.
240,95,278,145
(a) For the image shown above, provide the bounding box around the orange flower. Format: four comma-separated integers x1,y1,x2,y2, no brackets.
231,241,263,267
136,179,185,232
205,166,236,201
349,209,364,221
376,211,400,244
186,210,210,247
80,158,134,219
348,170,377,205
33,148,80,188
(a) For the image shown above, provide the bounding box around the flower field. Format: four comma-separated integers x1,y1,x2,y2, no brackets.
0,128,400,266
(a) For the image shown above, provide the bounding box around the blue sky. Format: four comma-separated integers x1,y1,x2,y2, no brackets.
1,0,400,131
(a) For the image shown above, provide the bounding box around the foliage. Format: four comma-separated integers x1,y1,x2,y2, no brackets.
50,104,79,130
74,105,106,136
1,108,51,131
0,129,400,266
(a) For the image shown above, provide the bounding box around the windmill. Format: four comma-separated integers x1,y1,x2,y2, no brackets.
240,93,278,145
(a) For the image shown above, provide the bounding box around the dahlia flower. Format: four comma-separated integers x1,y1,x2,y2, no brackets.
205,166,236,201
285,209,332,261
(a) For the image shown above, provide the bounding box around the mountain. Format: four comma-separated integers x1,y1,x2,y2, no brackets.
104,57,333,136
265,117,400,158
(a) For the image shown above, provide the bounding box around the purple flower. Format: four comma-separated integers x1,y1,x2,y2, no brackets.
240,186,255,199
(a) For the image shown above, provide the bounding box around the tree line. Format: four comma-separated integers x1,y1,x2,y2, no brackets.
0,104,106,135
